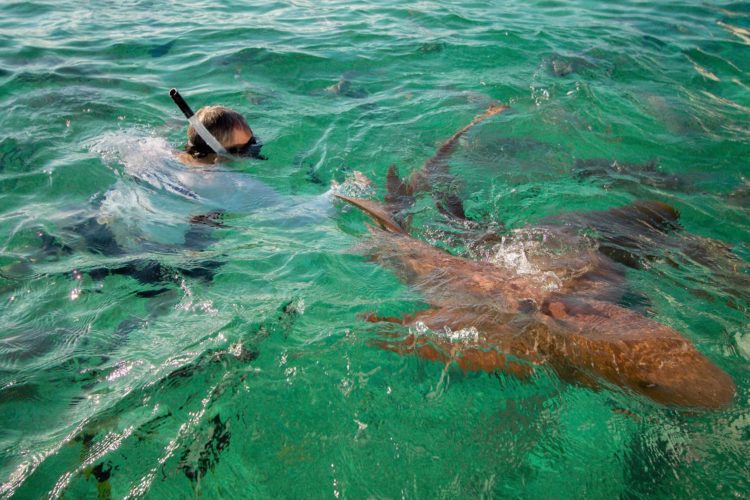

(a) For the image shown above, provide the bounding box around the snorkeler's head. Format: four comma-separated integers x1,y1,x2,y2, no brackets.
186,106,262,158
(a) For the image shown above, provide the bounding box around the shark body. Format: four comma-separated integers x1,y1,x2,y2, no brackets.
335,105,735,409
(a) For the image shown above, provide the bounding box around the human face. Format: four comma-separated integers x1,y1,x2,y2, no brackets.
223,126,256,156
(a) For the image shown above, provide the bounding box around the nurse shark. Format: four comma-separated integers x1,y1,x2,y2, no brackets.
336,106,735,409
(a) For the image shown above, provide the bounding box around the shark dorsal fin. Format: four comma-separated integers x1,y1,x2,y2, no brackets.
335,194,406,234
385,164,413,202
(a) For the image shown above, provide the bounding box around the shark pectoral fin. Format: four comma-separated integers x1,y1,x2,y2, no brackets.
373,334,532,379
455,349,533,379
358,311,416,324
335,194,406,234
370,334,451,365
369,307,452,362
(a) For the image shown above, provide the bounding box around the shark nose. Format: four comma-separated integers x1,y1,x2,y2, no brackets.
637,363,735,409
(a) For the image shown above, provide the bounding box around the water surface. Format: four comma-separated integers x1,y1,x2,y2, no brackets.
1,0,749,497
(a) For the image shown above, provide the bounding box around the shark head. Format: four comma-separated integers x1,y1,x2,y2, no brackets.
619,337,735,409
541,297,735,409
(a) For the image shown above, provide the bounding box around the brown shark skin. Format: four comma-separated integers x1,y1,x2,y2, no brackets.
346,218,735,410
382,104,510,226
336,103,735,409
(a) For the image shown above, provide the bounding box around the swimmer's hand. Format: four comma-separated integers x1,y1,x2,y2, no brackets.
189,210,227,228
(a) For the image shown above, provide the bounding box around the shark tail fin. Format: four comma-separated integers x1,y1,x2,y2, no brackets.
335,194,407,234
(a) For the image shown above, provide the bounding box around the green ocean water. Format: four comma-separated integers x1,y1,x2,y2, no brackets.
1,0,749,497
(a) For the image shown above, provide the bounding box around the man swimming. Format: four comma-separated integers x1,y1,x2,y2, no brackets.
170,88,265,164
21,93,276,276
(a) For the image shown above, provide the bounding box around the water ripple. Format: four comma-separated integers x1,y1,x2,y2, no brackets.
0,0,748,497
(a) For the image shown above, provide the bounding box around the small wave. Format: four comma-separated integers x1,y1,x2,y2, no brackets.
89,131,200,201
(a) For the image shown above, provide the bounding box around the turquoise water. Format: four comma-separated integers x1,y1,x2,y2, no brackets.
1,0,750,497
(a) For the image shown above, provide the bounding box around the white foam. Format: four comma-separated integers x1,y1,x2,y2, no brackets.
91,131,200,200
440,325,480,343
486,227,596,291
491,234,538,276
410,321,480,344
328,170,375,199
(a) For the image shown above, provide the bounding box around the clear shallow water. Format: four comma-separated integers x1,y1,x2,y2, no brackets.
1,0,749,497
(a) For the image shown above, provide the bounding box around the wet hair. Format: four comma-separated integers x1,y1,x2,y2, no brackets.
186,106,252,158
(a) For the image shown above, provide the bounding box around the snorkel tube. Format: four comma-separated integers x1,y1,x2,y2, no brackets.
169,88,228,156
